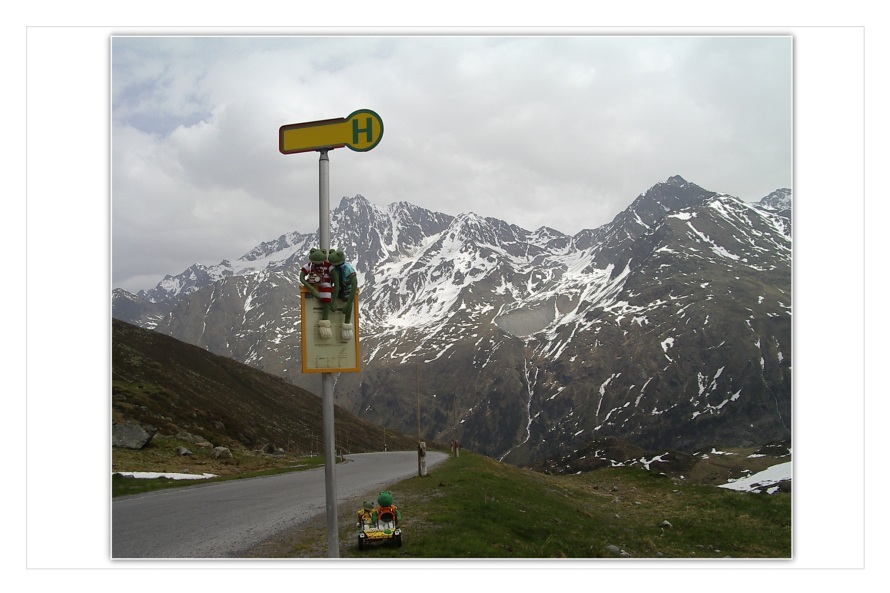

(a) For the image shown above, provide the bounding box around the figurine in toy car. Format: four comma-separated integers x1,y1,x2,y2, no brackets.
299,248,335,339
356,490,403,550
328,248,357,340
356,500,375,531
373,490,401,528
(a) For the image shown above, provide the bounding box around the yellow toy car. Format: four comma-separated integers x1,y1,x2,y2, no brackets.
356,495,403,550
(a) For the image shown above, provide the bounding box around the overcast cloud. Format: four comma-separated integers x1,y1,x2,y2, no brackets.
111,35,792,293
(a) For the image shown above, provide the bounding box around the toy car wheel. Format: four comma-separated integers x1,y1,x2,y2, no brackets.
393,533,402,548
358,535,365,550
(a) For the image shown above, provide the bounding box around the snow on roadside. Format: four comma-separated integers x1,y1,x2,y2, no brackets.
114,471,219,480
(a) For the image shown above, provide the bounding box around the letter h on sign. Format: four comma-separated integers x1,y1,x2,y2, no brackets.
353,117,374,144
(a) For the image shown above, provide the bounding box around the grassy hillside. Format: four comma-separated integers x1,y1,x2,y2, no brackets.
112,319,419,473
252,450,790,559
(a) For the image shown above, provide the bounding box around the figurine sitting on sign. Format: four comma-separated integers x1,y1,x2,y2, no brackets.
356,500,376,531
328,248,358,341
373,490,401,531
299,247,335,339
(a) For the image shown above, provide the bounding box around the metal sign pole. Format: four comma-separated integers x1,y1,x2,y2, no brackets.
319,149,339,558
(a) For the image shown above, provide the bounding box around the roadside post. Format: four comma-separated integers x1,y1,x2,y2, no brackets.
279,109,383,558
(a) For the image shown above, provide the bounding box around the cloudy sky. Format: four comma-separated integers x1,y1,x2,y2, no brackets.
111,35,792,293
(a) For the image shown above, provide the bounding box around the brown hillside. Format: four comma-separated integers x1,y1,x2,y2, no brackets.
112,319,417,456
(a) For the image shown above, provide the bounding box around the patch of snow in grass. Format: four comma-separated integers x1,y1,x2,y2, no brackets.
718,462,791,494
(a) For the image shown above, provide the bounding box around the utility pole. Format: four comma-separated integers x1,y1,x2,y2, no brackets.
417,363,427,477
416,363,421,442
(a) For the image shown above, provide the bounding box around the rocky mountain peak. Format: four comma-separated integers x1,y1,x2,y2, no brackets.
757,188,792,212
666,174,689,185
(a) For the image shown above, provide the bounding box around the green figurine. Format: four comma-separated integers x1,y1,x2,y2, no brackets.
328,248,358,341
299,248,335,339
372,490,401,529
356,500,375,531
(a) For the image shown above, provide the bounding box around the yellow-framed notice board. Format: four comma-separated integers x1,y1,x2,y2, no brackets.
300,286,361,373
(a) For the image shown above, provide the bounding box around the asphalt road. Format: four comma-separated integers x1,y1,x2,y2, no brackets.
112,450,447,558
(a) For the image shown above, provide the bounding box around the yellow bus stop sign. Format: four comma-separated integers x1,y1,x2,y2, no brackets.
279,109,384,154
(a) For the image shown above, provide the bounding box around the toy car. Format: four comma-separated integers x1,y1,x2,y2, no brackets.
357,508,402,550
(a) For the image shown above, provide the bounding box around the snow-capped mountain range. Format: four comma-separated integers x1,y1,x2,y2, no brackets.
113,175,792,465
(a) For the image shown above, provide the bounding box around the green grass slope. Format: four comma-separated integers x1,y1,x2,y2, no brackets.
254,451,790,559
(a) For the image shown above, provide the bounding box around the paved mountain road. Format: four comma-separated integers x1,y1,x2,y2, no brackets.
112,451,447,558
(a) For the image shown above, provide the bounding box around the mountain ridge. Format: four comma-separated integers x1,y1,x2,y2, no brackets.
113,176,791,466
